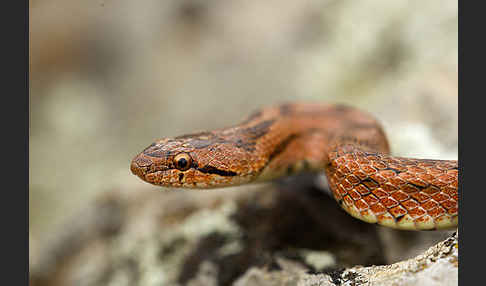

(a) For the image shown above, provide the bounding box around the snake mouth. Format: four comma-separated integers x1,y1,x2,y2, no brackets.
131,153,176,186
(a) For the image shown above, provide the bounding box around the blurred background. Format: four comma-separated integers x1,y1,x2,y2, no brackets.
30,0,457,268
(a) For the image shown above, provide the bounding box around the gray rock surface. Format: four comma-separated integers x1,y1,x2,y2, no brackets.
30,182,457,286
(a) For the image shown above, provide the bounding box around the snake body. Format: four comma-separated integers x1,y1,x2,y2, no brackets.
130,103,458,230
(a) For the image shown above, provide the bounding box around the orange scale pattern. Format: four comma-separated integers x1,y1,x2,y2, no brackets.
326,145,458,230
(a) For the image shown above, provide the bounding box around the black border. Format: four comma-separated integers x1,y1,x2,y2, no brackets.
3,0,29,284
458,1,475,285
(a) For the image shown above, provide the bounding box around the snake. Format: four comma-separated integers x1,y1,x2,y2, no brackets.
130,103,458,231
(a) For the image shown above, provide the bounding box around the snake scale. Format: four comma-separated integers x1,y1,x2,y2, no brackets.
130,103,458,230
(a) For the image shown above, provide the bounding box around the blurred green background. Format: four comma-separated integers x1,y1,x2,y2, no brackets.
30,0,457,249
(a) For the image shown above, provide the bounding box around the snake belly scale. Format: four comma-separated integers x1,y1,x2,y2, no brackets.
130,103,458,230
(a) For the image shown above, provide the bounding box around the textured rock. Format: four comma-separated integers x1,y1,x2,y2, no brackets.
234,231,458,286
30,182,457,286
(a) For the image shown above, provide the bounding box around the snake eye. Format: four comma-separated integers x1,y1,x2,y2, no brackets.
174,153,192,171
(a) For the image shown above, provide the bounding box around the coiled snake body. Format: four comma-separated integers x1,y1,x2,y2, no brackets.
131,103,458,230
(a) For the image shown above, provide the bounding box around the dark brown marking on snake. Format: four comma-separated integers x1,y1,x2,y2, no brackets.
179,134,231,150
279,103,293,116
254,133,303,174
268,134,299,162
265,128,327,169
175,131,215,140
191,135,261,151
178,173,184,183
190,139,217,149
197,165,237,177
360,178,380,190
241,119,275,140
144,151,165,158
364,177,380,188
407,182,427,190
333,104,353,112
234,138,257,152
170,120,276,152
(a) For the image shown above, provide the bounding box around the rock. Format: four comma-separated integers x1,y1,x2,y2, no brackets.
30,182,457,286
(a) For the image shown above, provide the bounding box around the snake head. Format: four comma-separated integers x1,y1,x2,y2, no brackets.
130,138,196,187
130,135,248,188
